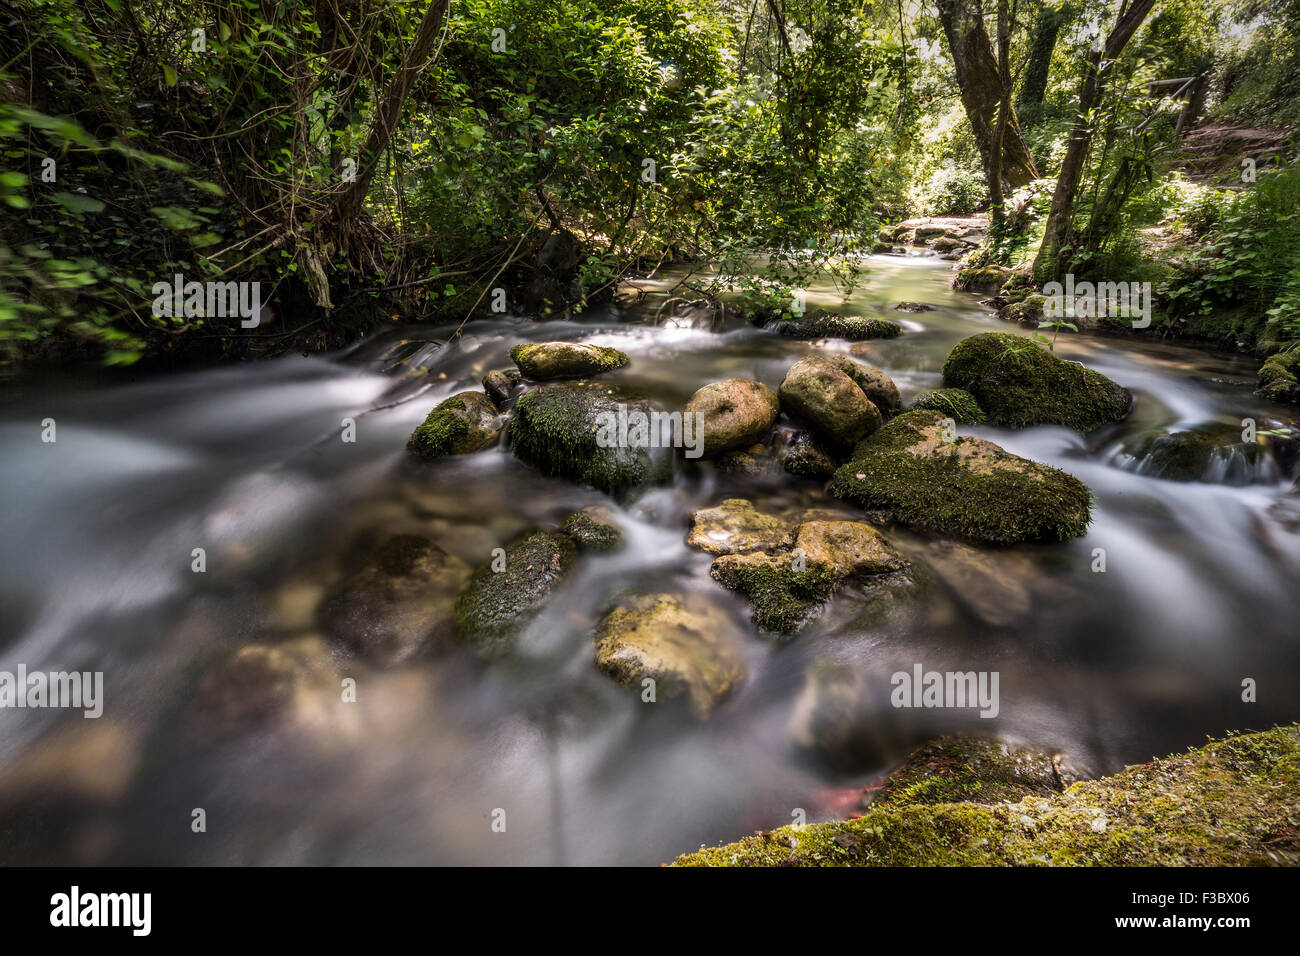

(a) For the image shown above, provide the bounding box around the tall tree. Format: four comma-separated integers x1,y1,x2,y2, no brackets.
934,0,1039,197
1033,0,1158,282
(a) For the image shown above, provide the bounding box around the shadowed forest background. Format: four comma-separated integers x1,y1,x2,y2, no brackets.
1,0,1297,371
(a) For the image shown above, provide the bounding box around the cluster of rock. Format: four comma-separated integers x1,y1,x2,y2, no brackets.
873,217,987,260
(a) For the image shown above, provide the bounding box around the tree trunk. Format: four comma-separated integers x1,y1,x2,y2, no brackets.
1033,0,1157,283
332,0,448,227
934,0,1039,192
1017,5,1066,116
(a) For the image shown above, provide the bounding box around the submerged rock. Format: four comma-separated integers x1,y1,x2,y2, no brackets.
830,409,1093,543
908,387,987,424
454,530,578,657
509,341,629,380
780,355,883,451
593,592,749,719
1257,351,1300,405
509,381,673,495
687,498,795,555
318,534,470,664
681,378,780,458
675,724,1300,866
408,391,503,459
894,302,936,313
921,540,1033,628
561,506,624,550
1116,422,1278,484
941,332,1131,432
774,313,904,341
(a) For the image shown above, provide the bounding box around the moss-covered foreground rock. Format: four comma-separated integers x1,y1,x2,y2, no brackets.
830,409,1093,543
942,332,1131,432
774,313,904,341
407,391,502,459
869,736,1080,808
594,592,749,719
509,381,673,495
509,341,629,380
1257,351,1300,405
908,387,987,424
674,724,1300,866
454,531,578,657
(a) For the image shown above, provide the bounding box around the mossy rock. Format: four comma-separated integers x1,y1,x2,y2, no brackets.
710,551,840,634
708,519,907,635
509,381,674,495
593,592,749,719
1118,422,1271,484
829,409,1093,543
953,265,1011,294
908,387,987,424
893,301,936,313
407,391,503,459
779,355,883,451
453,531,578,657
774,313,904,341
561,506,624,551
871,736,1078,808
509,341,629,380
318,535,470,665
997,294,1047,326
674,724,1300,866
1257,351,1300,405
941,332,1131,432
681,378,780,458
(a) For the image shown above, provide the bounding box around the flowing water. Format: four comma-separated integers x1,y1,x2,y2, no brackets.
2,254,1298,865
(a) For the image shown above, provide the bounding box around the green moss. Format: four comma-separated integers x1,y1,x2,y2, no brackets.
942,332,1131,432
510,382,671,495
673,724,1300,866
509,342,629,380
408,399,471,458
829,410,1092,543
454,531,578,657
1257,351,1300,404
953,265,1010,293
561,510,623,550
873,736,1066,808
908,387,987,424
998,294,1046,325
710,553,839,634
775,313,904,341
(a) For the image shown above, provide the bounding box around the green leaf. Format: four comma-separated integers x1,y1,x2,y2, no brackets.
163,64,178,87
53,191,106,214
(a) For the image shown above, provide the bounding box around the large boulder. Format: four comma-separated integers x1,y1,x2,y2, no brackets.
454,531,578,657
942,332,1131,432
509,341,629,380
779,356,883,451
509,381,674,495
593,592,749,719
318,534,470,665
681,378,780,458
407,391,503,459
1257,351,1300,405
830,409,1093,543
774,313,904,341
